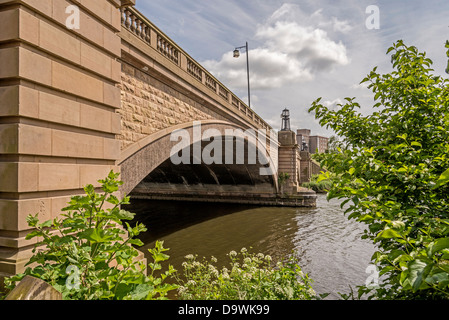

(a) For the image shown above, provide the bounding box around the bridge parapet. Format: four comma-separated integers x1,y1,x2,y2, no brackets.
120,6,269,131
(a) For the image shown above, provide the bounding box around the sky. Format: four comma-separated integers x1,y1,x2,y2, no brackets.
135,0,449,137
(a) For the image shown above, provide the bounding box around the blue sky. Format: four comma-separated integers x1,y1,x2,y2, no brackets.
135,1,449,137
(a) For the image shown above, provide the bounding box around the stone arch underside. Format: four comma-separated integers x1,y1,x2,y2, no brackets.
118,120,279,202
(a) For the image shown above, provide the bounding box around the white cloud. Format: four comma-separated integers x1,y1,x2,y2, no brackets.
202,3,350,91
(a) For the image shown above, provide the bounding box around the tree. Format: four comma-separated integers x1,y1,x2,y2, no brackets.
308,40,449,299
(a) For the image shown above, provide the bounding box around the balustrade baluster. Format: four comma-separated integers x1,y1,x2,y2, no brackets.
121,7,125,26
143,26,150,43
130,14,136,32
124,9,131,28
135,19,142,37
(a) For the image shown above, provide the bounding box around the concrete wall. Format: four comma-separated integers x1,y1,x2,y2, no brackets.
0,0,133,276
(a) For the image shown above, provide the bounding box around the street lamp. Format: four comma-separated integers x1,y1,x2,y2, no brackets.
281,108,291,131
233,42,251,108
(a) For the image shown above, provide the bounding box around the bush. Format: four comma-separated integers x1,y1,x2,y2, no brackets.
176,248,317,300
309,40,449,299
2,171,177,300
301,174,332,193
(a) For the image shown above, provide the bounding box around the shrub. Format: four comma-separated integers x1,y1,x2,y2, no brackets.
177,248,316,300
2,171,177,300
301,174,332,193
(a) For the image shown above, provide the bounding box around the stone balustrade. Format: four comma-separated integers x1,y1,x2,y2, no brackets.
120,6,269,130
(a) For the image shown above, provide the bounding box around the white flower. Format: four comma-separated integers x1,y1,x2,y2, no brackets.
229,250,237,257
185,254,194,260
243,273,252,280
208,264,219,277
186,280,196,286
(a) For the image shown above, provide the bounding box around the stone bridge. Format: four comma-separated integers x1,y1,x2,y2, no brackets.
0,0,315,277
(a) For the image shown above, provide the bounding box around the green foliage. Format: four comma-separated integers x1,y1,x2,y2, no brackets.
301,174,332,193
177,248,317,300
2,171,177,300
278,172,290,185
308,40,449,299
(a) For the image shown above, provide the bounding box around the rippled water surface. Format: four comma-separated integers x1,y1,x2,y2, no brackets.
126,194,376,299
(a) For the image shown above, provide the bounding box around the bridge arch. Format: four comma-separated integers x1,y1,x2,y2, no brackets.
118,120,279,199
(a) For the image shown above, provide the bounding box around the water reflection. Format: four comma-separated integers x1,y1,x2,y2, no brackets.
124,194,375,299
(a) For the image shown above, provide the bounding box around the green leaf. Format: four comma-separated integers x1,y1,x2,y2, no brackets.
80,228,112,243
425,271,449,286
376,228,403,240
39,219,53,228
434,168,449,189
129,283,152,300
106,194,120,205
25,230,42,240
128,238,144,247
115,209,135,221
407,259,432,292
316,172,330,183
429,238,449,256
26,214,40,227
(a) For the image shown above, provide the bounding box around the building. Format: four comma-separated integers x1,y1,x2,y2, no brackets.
297,129,328,154
309,135,329,154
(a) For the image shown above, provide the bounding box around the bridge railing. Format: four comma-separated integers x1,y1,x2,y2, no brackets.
120,6,271,130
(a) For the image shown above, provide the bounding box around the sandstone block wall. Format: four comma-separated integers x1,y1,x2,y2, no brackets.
299,151,312,183
278,131,300,192
0,0,132,276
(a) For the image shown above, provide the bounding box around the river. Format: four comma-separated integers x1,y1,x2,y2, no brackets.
125,193,377,299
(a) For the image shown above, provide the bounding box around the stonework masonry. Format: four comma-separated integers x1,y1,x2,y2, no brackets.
118,63,222,150
0,0,135,277
278,130,301,192
0,0,314,278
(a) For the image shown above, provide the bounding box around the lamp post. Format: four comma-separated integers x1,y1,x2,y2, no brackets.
233,42,251,108
281,108,291,131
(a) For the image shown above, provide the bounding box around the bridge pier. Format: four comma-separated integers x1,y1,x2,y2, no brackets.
278,130,301,194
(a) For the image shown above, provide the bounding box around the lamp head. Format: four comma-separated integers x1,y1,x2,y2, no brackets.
233,49,240,58
281,108,290,118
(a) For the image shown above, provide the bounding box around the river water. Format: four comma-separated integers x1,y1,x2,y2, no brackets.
126,194,376,299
